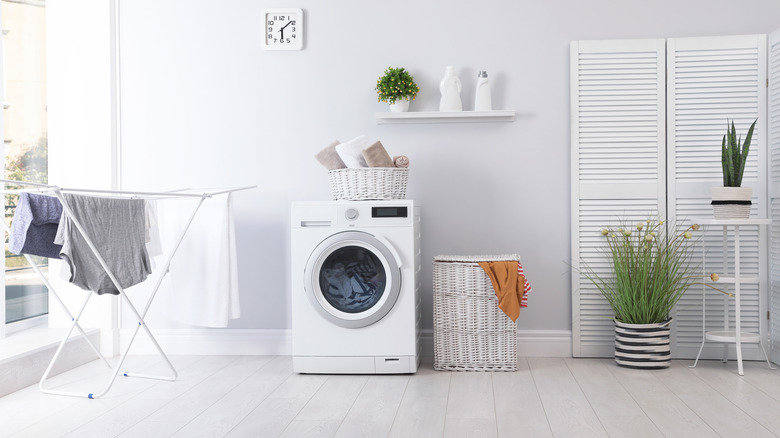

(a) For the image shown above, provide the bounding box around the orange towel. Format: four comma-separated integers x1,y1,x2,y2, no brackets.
478,261,526,322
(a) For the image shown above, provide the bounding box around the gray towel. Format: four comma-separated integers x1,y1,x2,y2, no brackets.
9,193,63,259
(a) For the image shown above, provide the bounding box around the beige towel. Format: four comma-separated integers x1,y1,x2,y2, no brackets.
393,155,410,168
314,140,346,170
362,141,395,167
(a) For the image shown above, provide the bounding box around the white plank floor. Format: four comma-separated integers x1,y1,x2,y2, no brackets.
1,355,779,437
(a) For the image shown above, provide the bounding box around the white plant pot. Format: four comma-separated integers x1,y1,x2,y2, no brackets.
711,186,752,219
389,97,410,113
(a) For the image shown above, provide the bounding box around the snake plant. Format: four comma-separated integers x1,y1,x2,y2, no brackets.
722,119,756,187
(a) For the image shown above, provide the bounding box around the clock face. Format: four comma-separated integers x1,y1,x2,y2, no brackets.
263,8,303,50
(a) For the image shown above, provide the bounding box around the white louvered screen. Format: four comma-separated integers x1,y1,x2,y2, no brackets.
769,28,780,366
667,35,768,359
571,39,666,357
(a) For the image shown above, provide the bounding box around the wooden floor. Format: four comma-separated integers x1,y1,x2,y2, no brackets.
1,355,779,437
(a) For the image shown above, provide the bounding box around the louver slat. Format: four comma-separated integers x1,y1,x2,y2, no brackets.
668,35,768,360
571,39,666,357
769,29,780,365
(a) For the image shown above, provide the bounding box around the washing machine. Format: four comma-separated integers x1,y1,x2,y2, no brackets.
291,200,421,374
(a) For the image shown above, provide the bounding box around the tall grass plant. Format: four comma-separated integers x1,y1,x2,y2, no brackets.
581,218,700,325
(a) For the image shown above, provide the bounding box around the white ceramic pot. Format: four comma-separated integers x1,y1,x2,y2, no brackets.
614,318,672,369
389,97,410,113
711,186,752,219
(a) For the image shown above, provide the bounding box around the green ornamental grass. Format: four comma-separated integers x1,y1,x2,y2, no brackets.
581,218,701,325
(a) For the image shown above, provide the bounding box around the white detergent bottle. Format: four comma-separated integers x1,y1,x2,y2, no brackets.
474,70,492,111
439,66,462,112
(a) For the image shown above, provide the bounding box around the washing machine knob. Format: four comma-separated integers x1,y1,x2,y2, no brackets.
345,208,359,220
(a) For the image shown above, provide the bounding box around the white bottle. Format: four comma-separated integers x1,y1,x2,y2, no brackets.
474,70,492,111
439,66,462,112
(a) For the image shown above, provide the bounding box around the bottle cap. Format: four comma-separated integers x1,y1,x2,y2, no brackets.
478,71,488,78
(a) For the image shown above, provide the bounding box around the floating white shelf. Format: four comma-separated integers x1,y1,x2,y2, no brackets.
375,110,516,125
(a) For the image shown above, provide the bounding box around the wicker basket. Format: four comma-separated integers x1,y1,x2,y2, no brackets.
328,167,408,201
433,254,519,372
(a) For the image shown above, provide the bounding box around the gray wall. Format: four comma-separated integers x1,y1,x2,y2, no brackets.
116,0,780,332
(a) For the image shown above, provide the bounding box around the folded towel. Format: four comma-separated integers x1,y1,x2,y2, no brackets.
336,135,372,168
393,155,410,168
362,141,395,167
478,261,525,322
315,140,346,170
9,193,64,259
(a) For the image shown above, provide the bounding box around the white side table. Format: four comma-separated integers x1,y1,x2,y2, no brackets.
689,218,776,375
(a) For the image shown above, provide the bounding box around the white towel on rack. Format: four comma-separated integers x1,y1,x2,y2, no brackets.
156,193,240,327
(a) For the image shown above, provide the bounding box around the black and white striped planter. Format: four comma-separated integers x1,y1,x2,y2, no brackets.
614,318,672,369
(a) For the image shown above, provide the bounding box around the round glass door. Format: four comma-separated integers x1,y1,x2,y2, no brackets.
305,231,401,328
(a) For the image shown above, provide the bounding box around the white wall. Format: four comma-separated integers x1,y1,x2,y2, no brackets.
53,1,780,343
47,0,119,355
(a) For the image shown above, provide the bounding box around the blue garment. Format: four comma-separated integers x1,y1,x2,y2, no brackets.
9,192,63,259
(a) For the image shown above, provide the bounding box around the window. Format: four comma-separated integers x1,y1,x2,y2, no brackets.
2,0,48,333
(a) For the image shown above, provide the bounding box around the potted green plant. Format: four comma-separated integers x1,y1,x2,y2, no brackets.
375,67,420,113
580,217,702,369
711,119,757,219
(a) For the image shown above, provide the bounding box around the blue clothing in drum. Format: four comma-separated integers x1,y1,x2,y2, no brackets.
318,246,386,313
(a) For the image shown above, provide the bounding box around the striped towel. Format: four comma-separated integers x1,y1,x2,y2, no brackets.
519,262,532,308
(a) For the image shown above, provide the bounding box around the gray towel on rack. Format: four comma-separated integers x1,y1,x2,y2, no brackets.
9,192,63,259
55,194,151,295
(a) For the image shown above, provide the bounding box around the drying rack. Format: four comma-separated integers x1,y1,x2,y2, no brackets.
0,179,255,399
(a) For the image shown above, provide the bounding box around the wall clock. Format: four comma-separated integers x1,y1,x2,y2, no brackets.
263,8,303,50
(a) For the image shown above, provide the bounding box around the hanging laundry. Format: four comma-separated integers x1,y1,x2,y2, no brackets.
9,192,64,259
55,194,151,295
518,261,532,308
156,193,240,327
478,261,527,322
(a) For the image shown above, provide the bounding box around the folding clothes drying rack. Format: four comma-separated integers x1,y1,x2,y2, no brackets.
0,179,255,399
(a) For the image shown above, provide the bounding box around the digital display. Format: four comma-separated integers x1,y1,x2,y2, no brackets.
372,206,408,218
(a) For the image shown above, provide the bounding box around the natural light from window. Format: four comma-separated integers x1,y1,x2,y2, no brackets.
2,0,48,327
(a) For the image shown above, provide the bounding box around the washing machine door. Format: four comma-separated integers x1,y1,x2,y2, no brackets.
304,230,402,328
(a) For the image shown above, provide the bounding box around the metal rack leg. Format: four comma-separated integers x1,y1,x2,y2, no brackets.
39,194,206,398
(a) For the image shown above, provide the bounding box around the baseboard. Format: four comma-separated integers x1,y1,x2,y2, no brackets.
121,328,572,358
120,328,293,355
516,330,573,357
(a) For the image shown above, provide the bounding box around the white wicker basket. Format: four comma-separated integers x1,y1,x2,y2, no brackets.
328,167,408,201
433,254,519,372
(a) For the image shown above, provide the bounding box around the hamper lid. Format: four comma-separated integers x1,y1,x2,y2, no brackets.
434,254,522,263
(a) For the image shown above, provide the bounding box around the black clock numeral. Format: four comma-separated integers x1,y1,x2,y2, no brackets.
285,38,291,43
267,26,272,32
268,33,273,40
291,34,296,39
268,20,274,25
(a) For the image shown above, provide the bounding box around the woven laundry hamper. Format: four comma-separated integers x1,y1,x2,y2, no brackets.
328,168,408,200
433,255,520,371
